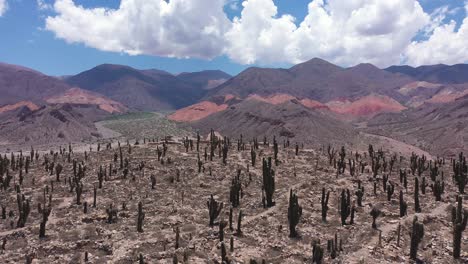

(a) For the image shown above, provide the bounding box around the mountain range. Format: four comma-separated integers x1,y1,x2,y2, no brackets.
0,58,467,155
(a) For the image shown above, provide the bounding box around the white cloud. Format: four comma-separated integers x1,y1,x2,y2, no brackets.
37,0,53,11
44,0,468,67
225,0,429,67
0,0,8,17
45,0,231,59
405,2,468,66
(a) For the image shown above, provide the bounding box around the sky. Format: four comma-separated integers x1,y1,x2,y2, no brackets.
0,0,467,76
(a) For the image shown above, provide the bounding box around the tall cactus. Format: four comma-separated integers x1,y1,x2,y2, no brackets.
409,216,424,260
262,158,275,207
355,181,364,207
137,201,145,233
414,177,421,213
340,189,351,225
453,152,467,194
399,190,407,217
321,188,330,222
288,189,302,237
452,195,468,258
207,195,223,226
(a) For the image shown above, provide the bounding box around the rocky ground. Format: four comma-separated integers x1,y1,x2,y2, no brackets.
0,135,467,263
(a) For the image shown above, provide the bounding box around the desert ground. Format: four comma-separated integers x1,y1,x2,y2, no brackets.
0,131,466,263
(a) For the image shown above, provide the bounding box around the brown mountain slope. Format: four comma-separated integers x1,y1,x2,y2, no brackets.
206,58,414,102
0,63,70,105
365,94,468,156
190,98,360,148
66,64,225,111
386,64,468,84
0,104,109,146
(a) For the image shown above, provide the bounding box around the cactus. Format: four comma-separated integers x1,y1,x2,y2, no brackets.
106,204,118,224
251,148,256,167
414,177,421,213
451,195,468,258
55,164,63,182
370,207,381,229
230,236,234,252
399,190,407,217
39,205,51,238
453,152,467,194
219,220,227,241
348,159,356,177
312,240,324,264
337,146,346,174
229,207,233,230
321,188,330,222
236,210,243,236
137,201,145,233
421,177,427,195
340,189,351,225
230,170,242,208
262,158,275,207
207,195,223,226
175,226,180,249
327,145,337,165
75,182,83,205
150,174,156,189
16,193,30,228
221,242,229,263
93,185,97,208
288,189,302,237
222,142,228,165
386,182,395,201
409,216,424,260
431,180,444,201
355,181,364,207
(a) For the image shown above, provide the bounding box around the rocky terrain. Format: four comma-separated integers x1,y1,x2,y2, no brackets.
0,104,109,148
0,132,466,263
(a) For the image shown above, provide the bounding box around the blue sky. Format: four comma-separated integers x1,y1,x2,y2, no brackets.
0,0,467,76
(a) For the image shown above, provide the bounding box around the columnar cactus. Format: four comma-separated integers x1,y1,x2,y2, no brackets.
39,206,51,238
312,240,324,264
340,189,351,225
137,201,145,233
207,195,223,226
288,189,302,237
414,177,421,213
321,188,330,222
236,210,243,236
370,207,381,229
262,158,275,207
355,181,364,207
217,220,226,242
230,170,242,208
16,193,30,228
251,148,256,167
453,152,467,194
431,180,444,201
452,195,468,258
386,182,395,201
327,145,337,165
409,216,424,260
399,190,407,217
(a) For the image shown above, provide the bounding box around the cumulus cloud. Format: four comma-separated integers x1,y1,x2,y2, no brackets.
225,0,429,67
44,0,468,67
405,2,468,66
0,0,8,17
45,0,231,59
